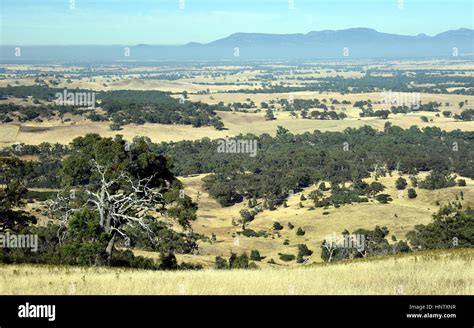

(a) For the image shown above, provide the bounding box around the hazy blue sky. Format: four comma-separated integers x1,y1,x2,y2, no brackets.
1,0,472,45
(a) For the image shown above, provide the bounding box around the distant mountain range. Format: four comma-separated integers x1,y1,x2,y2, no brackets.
1,28,473,63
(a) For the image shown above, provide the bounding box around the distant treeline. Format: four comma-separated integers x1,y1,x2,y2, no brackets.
224,74,474,95
0,86,228,129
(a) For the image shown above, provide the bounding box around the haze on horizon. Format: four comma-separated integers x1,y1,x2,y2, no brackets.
1,0,473,46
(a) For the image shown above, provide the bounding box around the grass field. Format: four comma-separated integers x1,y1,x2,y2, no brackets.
15,172,473,269
0,248,472,295
2,106,473,147
170,172,474,268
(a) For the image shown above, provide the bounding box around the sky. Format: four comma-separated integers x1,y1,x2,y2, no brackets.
1,0,473,45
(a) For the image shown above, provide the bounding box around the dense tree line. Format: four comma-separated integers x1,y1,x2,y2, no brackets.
4,124,472,208
0,86,227,129
224,74,474,95
153,125,473,207
99,90,228,129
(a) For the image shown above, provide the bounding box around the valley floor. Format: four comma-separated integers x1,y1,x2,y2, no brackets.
1,248,472,295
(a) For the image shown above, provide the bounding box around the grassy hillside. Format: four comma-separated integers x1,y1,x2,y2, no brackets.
175,173,474,268
1,248,471,295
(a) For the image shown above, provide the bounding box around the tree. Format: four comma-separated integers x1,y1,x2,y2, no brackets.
50,134,197,264
279,253,295,262
0,158,36,233
250,249,264,261
214,256,228,269
264,108,275,121
395,177,408,190
374,110,390,119
0,158,39,263
419,171,456,190
212,119,225,131
407,188,417,199
110,122,122,131
229,252,250,269
368,182,385,195
296,227,305,236
406,205,474,250
51,161,166,260
240,209,255,228
319,182,329,191
375,194,392,204
321,239,337,262
273,222,284,231
442,111,452,118
297,243,313,263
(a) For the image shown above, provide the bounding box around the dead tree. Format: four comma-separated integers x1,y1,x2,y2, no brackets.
49,160,167,260
322,239,337,262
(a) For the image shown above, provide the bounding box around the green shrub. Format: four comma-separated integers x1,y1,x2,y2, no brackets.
296,227,305,236
395,177,408,190
297,244,313,257
229,252,250,269
375,194,392,204
239,229,267,238
273,222,284,231
278,253,295,262
250,249,264,261
407,188,417,199
214,256,229,269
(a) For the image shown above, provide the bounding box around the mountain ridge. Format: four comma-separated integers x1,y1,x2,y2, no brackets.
1,28,472,62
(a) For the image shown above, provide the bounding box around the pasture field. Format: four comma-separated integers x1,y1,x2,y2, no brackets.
0,120,227,147
1,248,472,295
175,173,474,268
1,61,473,147
17,172,474,269
1,95,473,147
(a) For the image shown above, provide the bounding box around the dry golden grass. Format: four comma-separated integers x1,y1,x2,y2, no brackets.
0,123,19,143
0,121,228,147
177,173,474,267
0,249,472,295
2,108,473,148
